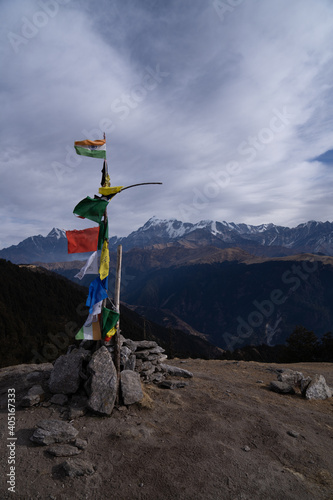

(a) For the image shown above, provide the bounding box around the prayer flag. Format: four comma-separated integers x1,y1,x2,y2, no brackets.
99,240,109,280
66,227,99,254
102,307,119,340
74,139,106,159
73,196,108,224
98,186,123,197
86,276,108,314
74,251,99,280
98,220,108,250
75,315,101,340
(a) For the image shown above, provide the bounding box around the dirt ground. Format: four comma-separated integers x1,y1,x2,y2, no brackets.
0,359,332,500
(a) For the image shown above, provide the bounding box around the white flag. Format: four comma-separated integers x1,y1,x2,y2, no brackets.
74,251,99,280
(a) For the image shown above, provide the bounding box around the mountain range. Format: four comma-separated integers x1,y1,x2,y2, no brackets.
2,218,333,354
2,218,333,263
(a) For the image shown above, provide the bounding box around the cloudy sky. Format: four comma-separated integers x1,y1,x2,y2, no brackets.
1,0,333,248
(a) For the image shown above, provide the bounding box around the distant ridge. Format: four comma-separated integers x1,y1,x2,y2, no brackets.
2,218,333,263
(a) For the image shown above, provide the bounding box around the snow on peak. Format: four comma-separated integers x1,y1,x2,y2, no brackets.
47,228,66,239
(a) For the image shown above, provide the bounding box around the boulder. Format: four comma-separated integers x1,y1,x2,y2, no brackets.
160,364,193,378
277,369,303,387
269,381,295,394
305,374,332,400
300,376,312,396
49,348,90,395
84,346,117,416
30,419,79,446
120,370,144,405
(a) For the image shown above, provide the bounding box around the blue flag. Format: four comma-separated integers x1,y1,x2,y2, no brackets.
86,276,108,314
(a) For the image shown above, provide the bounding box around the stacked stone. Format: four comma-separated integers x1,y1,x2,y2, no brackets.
121,338,168,384
2,336,193,418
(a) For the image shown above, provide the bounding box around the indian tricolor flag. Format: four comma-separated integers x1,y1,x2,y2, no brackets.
74,139,106,159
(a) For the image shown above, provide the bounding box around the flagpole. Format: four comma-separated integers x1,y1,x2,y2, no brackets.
114,244,122,402
100,133,108,338
100,134,122,397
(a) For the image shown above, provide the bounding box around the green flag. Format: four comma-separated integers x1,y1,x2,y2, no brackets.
73,196,108,224
102,307,119,340
98,220,108,250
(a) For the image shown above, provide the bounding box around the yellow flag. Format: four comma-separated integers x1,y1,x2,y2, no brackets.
105,326,117,341
98,186,123,196
99,240,109,280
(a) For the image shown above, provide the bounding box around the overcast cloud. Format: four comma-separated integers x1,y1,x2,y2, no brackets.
1,0,333,248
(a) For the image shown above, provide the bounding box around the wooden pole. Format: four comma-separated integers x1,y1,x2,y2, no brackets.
114,244,122,393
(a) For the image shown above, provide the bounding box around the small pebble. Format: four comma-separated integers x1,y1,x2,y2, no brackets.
287,430,299,438
243,446,251,452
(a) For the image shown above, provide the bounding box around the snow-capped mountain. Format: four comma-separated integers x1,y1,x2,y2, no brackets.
2,218,333,264
117,217,333,256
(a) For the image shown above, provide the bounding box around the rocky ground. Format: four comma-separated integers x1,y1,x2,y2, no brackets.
0,359,332,500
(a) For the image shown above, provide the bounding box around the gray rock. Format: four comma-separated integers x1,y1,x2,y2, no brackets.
50,394,68,406
121,370,144,405
141,366,156,378
269,381,295,394
123,339,137,352
149,346,165,354
0,363,52,408
47,444,81,457
20,385,45,407
300,376,312,396
135,359,143,371
61,458,96,477
141,361,153,371
120,346,132,366
49,348,90,395
124,354,136,371
134,340,158,350
148,354,163,361
150,372,165,384
30,419,79,446
135,350,153,360
160,364,193,378
84,346,117,416
277,369,303,387
305,374,332,400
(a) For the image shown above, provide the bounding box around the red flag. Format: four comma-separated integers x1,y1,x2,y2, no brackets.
66,227,99,254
